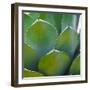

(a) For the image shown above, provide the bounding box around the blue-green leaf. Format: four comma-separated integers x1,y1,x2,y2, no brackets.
55,26,79,57
24,43,38,71
61,14,80,32
26,19,58,56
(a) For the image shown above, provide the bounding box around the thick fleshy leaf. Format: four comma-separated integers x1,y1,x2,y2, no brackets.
24,43,38,70
23,13,33,32
74,34,80,58
28,12,40,20
24,13,40,43
53,13,62,34
38,49,71,76
55,27,79,57
24,68,43,77
69,55,80,75
39,13,56,28
61,14,80,32
26,19,58,56
39,13,62,35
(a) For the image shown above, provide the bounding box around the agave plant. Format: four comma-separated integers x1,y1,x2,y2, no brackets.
23,12,81,77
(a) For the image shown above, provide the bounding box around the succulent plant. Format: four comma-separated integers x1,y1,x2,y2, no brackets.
38,49,71,76
25,19,58,56
55,27,79,57
23,12,80,77
69,55,80,75
61,14,79,32
24,43,38,70
24,12,40,32
23,13,33,32
24,68,43,77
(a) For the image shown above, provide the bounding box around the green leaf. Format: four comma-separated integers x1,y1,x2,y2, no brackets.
39,13,48,20
23,13,33,32
61,14,79,32
23,12,40,31
24,43,38,70
74,34,80,58
38,49,71,76
25,19,58,56
28,12,40,20
24,12,40,44
53,13,62,34
39,13,56,27
55,26,79,57
24,68,44,77
69,55,80,75
39,13,62,35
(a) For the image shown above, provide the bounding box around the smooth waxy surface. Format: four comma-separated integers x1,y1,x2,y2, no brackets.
24,68,43,77
24,44,38,70
56,27,79,57
38,49,71,76
69,55,80,75
26,19,58,56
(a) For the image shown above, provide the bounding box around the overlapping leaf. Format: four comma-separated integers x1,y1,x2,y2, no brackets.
38,49,71,76
55,27,79,57
61,14,80,32
23,12,81,77
24,44,38,70
25,19,58,56
24,68,44,77
69,55,80,75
